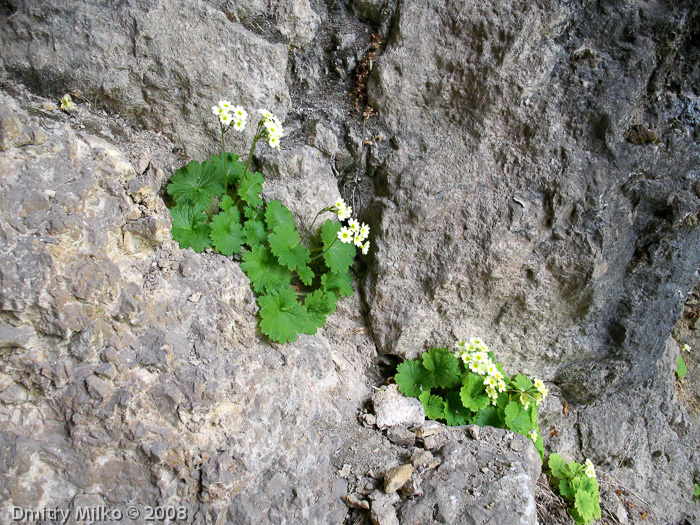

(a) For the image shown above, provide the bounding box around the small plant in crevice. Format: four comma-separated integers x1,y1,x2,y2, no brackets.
548,453,601,524
166,100,370,344
677,344,690,380
394,338,547,459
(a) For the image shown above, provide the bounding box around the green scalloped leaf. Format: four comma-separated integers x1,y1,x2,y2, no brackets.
210,208,245,256
297,265,315,286
240,245,291,295
170,204,211,252
395,360,431,397
422,347,461,389
444,391,470,426
303,289,338,333
265,200,295,232
558,478,575,500
574,489,598,523
269,223,311,271
320,271,354,298
219,195,235,212
320,219,356,274
548,453,568,479
167,160,224,207
460,372,490,412
473,405,500,427
512,374,534,392
244,219,268,248
258,287,308,344
237,171,264,207
504,400,531,434
244,205,265,221
419,390,445,420
677,354,687,379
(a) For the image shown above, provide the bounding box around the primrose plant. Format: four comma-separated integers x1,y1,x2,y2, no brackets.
394,338,548,459
548,454,601,524
166,100,370,344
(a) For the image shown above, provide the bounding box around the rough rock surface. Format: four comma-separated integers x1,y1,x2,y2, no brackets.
339,390,541,525
0,92,376,523
359,0,700,520
0,0,699,522
0,0,291,156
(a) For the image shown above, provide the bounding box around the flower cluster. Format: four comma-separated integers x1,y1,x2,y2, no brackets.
212,100,248,131
334,199,370,255
584,459,596,479
454,338,506,403
258,109,283,148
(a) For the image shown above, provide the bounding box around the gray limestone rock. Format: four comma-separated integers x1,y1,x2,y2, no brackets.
372,384,425,430
259,145,343,234
0,0,699,520
364,0,700,400
344,424,541,525
0,0,290,156
0,92,376,524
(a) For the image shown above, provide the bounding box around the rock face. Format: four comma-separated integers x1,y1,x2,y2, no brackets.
0,93,375,523
342,391,542,525
1,0,699,522
0,0,291,156
365,0,700,389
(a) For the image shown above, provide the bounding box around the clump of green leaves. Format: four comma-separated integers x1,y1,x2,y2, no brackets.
548,454,601,524
694,482,699,504
166,101,370,344
394,338,547,459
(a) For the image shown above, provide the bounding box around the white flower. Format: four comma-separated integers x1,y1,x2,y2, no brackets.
534,378,548,399
337,205,352,221
218,100,232,110
358,223,370,241
264,119,280,136
257,110,283,146
483,376,498,388
683,344,691,352
212,104,229,117
454,339,468,354
219,113,232,125
584,459,596,478
486,362,500,377
469,338,489,353
361,241,370,255
232,106,247,119
528,429,538,442
334,198,346,210
233,119,246,131
338,227,353,243
348,218,360,232
520,393,531,410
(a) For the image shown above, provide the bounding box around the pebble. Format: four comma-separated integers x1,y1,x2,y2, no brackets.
342,493,369,510
384,464,414,493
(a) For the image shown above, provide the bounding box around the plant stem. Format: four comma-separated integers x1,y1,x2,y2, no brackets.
300,207,331,243
243,123,264,180
310,237,338,262
221,125,228,192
